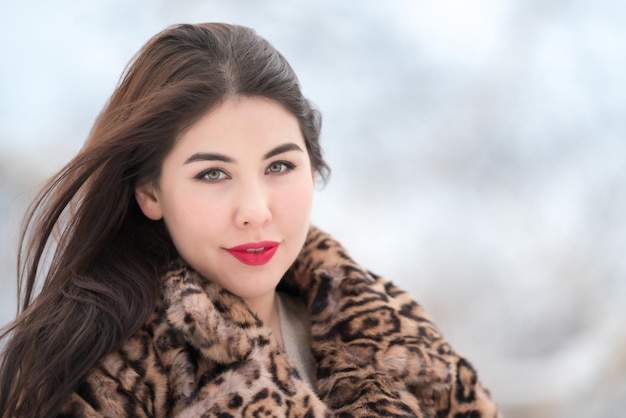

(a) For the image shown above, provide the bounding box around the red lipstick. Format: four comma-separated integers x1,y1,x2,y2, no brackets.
225,241,279,266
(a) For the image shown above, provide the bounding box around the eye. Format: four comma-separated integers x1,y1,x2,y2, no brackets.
195,168,229,182
266,161,295,174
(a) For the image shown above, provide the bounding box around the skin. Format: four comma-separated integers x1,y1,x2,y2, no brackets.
135,96,315,332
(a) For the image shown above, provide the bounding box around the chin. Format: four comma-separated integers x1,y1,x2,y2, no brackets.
230,273,282,298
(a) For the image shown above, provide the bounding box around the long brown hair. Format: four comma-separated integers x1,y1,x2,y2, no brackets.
0,23,329,418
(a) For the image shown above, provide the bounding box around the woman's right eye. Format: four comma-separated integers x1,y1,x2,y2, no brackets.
195,169,228,182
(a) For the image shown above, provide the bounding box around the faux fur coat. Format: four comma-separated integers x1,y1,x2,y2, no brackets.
60,226,501,417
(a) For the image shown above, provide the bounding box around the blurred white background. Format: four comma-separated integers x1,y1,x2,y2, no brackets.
1,1,625,416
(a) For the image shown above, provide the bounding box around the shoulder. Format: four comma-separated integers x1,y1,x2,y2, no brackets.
291,225,501,417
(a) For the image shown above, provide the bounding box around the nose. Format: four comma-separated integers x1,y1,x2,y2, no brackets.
234,180,272,228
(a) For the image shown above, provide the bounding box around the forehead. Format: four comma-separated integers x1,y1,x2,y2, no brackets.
174,96,304,154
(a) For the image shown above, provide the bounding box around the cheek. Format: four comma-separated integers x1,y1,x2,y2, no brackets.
276,179,314,219
161,190,226,243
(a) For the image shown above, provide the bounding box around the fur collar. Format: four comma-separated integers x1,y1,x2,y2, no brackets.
63,226,499,417
151,226,499,416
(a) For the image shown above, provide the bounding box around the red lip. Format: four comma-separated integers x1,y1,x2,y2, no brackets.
225,241,280,266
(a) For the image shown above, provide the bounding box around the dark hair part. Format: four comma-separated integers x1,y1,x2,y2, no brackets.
0,23,329,418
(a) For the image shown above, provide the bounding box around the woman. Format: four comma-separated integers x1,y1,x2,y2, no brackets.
0,23,500,417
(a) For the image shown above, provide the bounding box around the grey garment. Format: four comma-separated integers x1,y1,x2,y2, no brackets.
276,291,317,390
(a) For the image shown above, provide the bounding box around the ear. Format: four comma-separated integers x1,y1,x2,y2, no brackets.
135,182,163,220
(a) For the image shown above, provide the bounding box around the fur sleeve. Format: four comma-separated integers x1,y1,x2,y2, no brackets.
59,329,170,418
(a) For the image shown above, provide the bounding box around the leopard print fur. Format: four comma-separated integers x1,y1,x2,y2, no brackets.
60,226,501,417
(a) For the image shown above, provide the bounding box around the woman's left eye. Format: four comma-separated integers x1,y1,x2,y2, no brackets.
266,161,295,174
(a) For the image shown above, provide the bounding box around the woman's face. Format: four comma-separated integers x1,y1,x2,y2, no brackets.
136,96,315,308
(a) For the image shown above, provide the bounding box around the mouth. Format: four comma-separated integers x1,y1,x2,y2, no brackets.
225,241,280,266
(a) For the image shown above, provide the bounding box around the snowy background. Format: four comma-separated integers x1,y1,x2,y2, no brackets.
1,1,625,417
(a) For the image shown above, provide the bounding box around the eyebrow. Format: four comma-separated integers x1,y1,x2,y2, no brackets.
184,152,233,165
263,143,303,160
183,142,303,165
